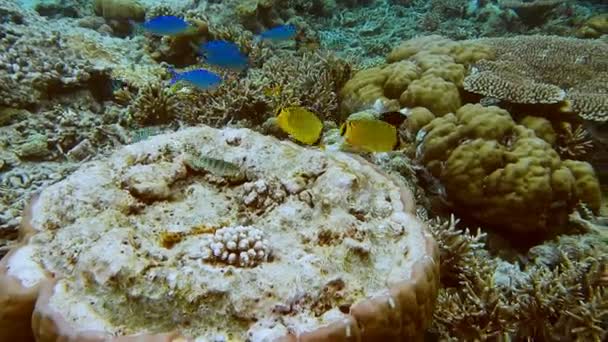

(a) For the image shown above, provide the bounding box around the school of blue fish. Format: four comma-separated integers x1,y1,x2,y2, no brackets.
137,15,401,153
140,15,296,89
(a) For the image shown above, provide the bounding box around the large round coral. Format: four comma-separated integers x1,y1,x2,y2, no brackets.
415,104,602,235
0,126,439,341
339,36,491,116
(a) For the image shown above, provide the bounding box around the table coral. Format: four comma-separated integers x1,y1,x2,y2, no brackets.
463,35,608,122
415,104,602,235
0,125,439,341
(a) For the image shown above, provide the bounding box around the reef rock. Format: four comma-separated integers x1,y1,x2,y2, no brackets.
0,126,438,341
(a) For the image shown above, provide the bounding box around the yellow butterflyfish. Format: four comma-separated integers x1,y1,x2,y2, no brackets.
276,106,323,145
340,118,399,152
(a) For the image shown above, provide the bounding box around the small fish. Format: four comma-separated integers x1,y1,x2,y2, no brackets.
168,67,222,90
131,127,160,143
200,40,249,72
256,24,297,43
141,16,192,36
340,119,399,152
276,106,323,145
185,155,245,181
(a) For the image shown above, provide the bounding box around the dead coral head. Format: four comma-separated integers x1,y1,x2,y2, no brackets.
94,0,145,22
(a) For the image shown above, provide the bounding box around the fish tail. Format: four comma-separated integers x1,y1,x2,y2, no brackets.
167,67,179,84
253,35,263,45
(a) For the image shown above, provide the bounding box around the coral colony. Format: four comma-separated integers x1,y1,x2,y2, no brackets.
0,0,607,341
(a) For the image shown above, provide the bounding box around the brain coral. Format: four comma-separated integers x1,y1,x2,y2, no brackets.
415,104,602,235
463,35,608,122
0,126,439,341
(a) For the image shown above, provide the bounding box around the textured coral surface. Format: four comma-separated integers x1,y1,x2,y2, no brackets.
3,126,438,341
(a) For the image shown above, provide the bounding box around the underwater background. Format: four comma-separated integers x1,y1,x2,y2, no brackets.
0,0,607,341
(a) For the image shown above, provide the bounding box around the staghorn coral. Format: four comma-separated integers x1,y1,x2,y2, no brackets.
176,51,350,126
415,103,602,236
129,82,178,126
429,214,608,340
0,24,112,108
556,122,594,160
463,35,608,122
427,214,487,286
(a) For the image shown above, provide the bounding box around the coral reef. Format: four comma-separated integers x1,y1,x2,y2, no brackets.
576,13,608,38
175,51,350,126
0,25,112,108
463,35,608,122
498,0,563,26
0,126,439,341
340,35,492,115
128,82,178,126
414,103,602,236
429,214,608,341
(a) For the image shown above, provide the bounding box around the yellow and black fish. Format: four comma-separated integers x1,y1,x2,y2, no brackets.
340,119,399,152
276,106,323,145
378,111,408,127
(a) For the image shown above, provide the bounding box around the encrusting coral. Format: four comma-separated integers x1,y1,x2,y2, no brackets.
463,35,608,122
413,103,602,236
0,23,112,108
0,125,439,341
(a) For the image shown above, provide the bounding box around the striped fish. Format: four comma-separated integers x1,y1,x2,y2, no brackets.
185,155,245,182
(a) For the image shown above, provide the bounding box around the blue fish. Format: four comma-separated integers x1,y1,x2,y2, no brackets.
200,40,249,72
256,24,297,42
168,67,222,90
141,16,192,36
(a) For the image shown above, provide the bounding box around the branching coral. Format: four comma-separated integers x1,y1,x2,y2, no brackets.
463,35,608,122
175,52,350,126
129,82,178,126
556,122,594,160
427,214,487,286
429,214,608,340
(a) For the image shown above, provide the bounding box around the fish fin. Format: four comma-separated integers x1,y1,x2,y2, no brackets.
339,122,347,136
393,136,402,151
